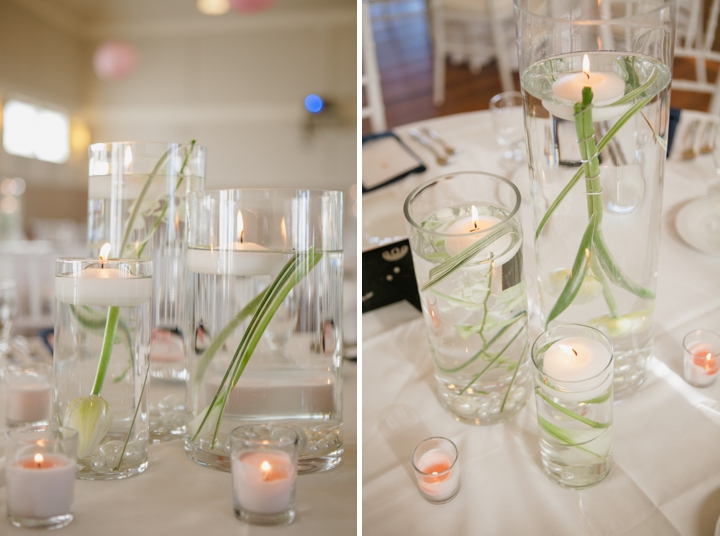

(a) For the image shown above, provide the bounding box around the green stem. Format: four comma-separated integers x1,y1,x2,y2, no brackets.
538,415,602,458
437,311,526,374
92,306,120,396
499,338,529,412
476,256,494,346
537,391,611,429
589,252,618,317
114,363,150,471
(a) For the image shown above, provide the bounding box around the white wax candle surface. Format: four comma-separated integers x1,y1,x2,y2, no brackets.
6,454,75,519
543,54,628,121
232,450,296,514
543,337,611,382
683,342,719,387
443,207,517,268
6,381,52,425
187,248,285,277
55,265,152,307
415,448,459,501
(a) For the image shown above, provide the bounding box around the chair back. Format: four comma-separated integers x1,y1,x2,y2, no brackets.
362,2,388,133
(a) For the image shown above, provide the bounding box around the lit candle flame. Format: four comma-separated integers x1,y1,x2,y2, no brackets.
559,344,578,357
260,460,271,480
582,54,590,79
237,210,244,244
99,243,111,267
124,145,133,172
281,217,287,245
34,453,43,467
471,205,478,230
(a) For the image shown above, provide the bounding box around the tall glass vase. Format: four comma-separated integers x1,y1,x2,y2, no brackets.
185,189,344,474
515,0,675,398
87,141,206,440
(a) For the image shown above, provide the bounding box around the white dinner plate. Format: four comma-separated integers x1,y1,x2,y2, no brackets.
675,197,720,255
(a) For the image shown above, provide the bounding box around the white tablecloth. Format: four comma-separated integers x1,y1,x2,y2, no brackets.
363,110,720,535
0,361,357,535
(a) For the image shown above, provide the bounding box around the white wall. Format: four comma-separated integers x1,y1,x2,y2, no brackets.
85,8,357,193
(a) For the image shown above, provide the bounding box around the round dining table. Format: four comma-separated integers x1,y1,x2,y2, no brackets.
362,109,720,535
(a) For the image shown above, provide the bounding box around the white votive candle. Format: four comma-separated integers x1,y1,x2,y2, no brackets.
232,451,296,514
542,336,612,400
415,448,460,502
683,330,720,388
443,206,518,268
6,453,76,520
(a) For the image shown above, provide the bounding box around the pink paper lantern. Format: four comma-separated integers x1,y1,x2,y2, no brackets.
229,0,275,13
93,41,138,81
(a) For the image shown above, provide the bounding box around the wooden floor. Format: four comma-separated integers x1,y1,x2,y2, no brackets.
363,1,718,134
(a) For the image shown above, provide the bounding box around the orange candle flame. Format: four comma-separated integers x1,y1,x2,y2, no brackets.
237,210,245,244
582,54,590,79
99,243,111,267
34,453,43,468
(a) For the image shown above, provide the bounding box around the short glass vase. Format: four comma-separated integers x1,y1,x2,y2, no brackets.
403,171,531,425
532,324,614,489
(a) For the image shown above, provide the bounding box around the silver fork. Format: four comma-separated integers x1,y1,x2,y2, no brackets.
409,129,449,165
421,127,459,156
681,119,700,160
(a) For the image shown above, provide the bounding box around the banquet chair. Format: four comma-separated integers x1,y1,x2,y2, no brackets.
673,0,720,114
362,1,388,133
430,0,517,106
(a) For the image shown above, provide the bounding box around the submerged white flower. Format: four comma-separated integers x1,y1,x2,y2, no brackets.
64,395,113,459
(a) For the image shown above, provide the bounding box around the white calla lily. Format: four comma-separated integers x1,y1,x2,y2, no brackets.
64,395,113,459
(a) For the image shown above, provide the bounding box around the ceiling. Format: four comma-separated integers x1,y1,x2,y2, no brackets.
48,0,355,25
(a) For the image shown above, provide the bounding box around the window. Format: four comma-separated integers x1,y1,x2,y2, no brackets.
3,99,70,164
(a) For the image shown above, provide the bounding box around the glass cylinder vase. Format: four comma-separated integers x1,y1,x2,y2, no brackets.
403,172,531,425
88,141,205,441
515,0,675,399
532,324,614,489
185,189,343,474
54,258,152,480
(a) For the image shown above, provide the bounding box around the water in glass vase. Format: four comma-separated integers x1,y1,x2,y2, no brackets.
411,204,531,425
536,382,613,489
186,249,344,473
521,52,671,399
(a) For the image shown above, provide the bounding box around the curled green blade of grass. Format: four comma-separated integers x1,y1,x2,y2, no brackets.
192,249,323,445
545,213,597,326
536,391,611,429
435,311,526,374
534,96,653,241
421,227,514,291
537,415,601,458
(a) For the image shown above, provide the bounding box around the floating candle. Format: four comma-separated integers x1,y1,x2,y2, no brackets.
542,336,613,400
186,210,285,276
543,54,628,122
443,205,518,268
54,244,152,307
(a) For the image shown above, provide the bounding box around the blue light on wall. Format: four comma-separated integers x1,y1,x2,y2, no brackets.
304,94,325,114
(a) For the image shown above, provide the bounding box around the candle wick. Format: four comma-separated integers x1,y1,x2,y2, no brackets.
585,72,590,80
572,348,577,356
240,230,244,244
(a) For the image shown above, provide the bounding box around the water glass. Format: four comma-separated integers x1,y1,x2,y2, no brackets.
411,437,460,504
489,91,526,162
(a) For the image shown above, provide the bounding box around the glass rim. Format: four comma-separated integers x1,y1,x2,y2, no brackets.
513,0,675,24
410,437,459,477
6,425,78,443
489,91,524,109
89,141,206,151
403,171,521,238
531,324,614,385
55,257,153,266
189,187,343,198
230,424,301,446
683,329,720,353
5,363,52,375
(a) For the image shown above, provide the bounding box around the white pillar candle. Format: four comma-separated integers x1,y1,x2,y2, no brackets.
6,454,76,520
232,451,296,514
543,54,628,122
415,448,460,502
6,381,52,425
542,336,612,400
443,206,519,268
55,244,152,307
